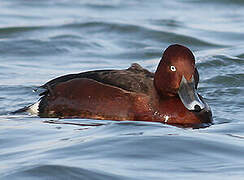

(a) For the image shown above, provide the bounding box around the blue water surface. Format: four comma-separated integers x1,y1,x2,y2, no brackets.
0,0,244,179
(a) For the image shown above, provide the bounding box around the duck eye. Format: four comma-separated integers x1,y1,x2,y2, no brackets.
170,65,176,72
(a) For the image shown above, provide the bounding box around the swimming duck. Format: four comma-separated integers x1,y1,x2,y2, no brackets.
19,44,212,126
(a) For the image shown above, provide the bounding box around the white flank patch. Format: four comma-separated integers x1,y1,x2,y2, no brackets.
164,115,169,123
27,101,40,115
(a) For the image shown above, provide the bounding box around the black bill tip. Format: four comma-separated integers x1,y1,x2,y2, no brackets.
194,104,201,112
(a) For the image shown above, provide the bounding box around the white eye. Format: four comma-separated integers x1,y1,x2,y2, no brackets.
170,65,176,72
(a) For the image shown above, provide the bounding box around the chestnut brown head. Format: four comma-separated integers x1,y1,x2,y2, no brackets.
154,44,205,112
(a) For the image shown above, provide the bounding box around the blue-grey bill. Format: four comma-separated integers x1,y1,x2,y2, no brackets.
178,75,205,111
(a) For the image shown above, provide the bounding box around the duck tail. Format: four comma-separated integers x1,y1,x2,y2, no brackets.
12,101,40,115
12,106,30,114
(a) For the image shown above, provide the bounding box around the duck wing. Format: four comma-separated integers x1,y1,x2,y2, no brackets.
40,63,154,96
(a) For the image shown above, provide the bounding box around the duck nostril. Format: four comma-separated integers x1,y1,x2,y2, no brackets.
194,104,201,112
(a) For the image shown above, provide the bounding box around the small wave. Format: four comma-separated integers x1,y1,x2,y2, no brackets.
0,26,42,36
199,56,243,68
203,74,244,87
60,21,223,48
190,0,244,5
0,39,69,57
2,165,130,180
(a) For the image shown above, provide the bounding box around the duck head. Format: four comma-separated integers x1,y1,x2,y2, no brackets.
154,44,207,112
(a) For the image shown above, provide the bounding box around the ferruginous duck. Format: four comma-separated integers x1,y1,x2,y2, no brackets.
17,44,212,126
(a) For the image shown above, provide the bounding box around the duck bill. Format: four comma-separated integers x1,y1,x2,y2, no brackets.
178,75,206,112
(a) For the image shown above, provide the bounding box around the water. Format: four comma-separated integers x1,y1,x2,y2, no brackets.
0,0,244,179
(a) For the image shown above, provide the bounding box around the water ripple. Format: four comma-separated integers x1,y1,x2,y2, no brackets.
1,0,244,179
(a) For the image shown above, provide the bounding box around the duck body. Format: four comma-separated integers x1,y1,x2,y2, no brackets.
23,44,213,126
39,63,155,120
